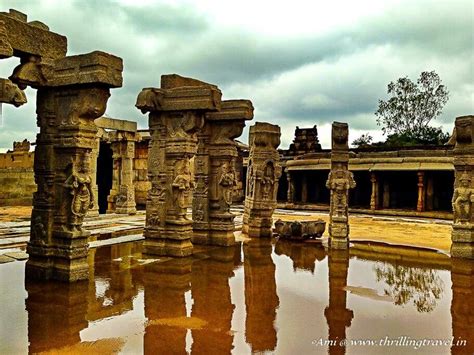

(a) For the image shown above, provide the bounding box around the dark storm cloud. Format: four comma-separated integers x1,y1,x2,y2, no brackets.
0,0,472,150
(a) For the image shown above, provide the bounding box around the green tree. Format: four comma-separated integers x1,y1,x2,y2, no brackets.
352,133,373,148
375,71,449,145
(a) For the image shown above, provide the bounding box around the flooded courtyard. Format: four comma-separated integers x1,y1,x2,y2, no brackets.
1,239,472,354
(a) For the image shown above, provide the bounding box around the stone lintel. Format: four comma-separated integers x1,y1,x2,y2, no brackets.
94,116,137,132
161,73,218,90
136,86,222,113
205,99,254,121
0,9,67,60
48,51,123,87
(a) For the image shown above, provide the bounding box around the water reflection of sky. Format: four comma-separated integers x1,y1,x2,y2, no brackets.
0,240,471,354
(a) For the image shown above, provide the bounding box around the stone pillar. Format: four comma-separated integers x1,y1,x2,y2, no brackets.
87,135,100,217
193,100,253,246
286,170,295,203
242,123,282,238
136,74,221,257
382,180,390,208
451,258,474,354
326,122,356,249
451,115,474,259
417,171,425,212
425,175,434,211
324,249,353,355
301,173,308,203
370,172,379,210
108,133,137,215
107,142,121,212
23,52,123,282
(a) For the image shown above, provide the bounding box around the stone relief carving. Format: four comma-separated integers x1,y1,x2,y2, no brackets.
452,171,473,224
172,157,195,220
326,166,356,218
219,161,237,208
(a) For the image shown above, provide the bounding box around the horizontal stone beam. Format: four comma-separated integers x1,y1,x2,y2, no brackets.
161,74,218,90
0,9,67,61
136,86,221,113
94,117,137,132
48,51,123,87
205,99,254,121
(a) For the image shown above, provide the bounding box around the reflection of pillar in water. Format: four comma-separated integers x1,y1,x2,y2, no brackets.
274,239,326,273
451,258,474,354
191,245,240,353
26,280,89,353
143,258,191,354
243,239,279,352
324,249,353,355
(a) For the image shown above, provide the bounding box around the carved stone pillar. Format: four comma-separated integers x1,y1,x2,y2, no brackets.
287,170,295,203
417,171,425,212
370,172,378,210
87,135,100,217
107,143,121,212
108,132,137,215
382,180,390,208
326,122,356,249
425,175,434,211
301,173,308,203
451,115,474,259
193,100,253,246
136,74,221,257
242,123,282,238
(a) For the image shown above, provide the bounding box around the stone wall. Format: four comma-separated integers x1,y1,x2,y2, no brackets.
0,141,36,206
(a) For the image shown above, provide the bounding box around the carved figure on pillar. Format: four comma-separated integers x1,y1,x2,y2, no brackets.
192,99,253,246
326,122,356,249
242,122,282,238
451,115,474,259
136,74,222,257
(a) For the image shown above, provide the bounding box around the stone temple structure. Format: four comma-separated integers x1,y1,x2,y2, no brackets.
0,9,123,281
136,75,221,257
451,115,474,259
193,100,254,246
242,122,282,237
326,122,356,249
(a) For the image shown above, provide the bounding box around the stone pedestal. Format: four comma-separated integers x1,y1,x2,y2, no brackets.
242,123,282,238
107,133,137,214
326,122,356,249
193,99,253,246
451,115,474,259
136,74,221,257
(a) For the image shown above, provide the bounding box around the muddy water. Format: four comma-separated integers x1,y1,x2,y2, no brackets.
0,240,473,354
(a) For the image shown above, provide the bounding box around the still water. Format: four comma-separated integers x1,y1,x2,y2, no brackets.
0,240,473,354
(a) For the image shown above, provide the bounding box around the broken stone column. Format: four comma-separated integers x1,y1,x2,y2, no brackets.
193,100,253,246
242,123,282,238
136,74,221,257
451,115,474,259
107,131,137,214
326,122,356,249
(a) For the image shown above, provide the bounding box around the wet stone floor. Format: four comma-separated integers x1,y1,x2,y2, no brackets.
1,239,473,355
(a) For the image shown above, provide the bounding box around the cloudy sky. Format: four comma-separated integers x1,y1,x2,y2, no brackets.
0,0,472,151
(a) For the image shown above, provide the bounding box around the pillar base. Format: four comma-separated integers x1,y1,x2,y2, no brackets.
451,224,474,259
115,205,137,215
144,222,193,257
25,256,89,282
329,237,349,250
451,243,474,259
